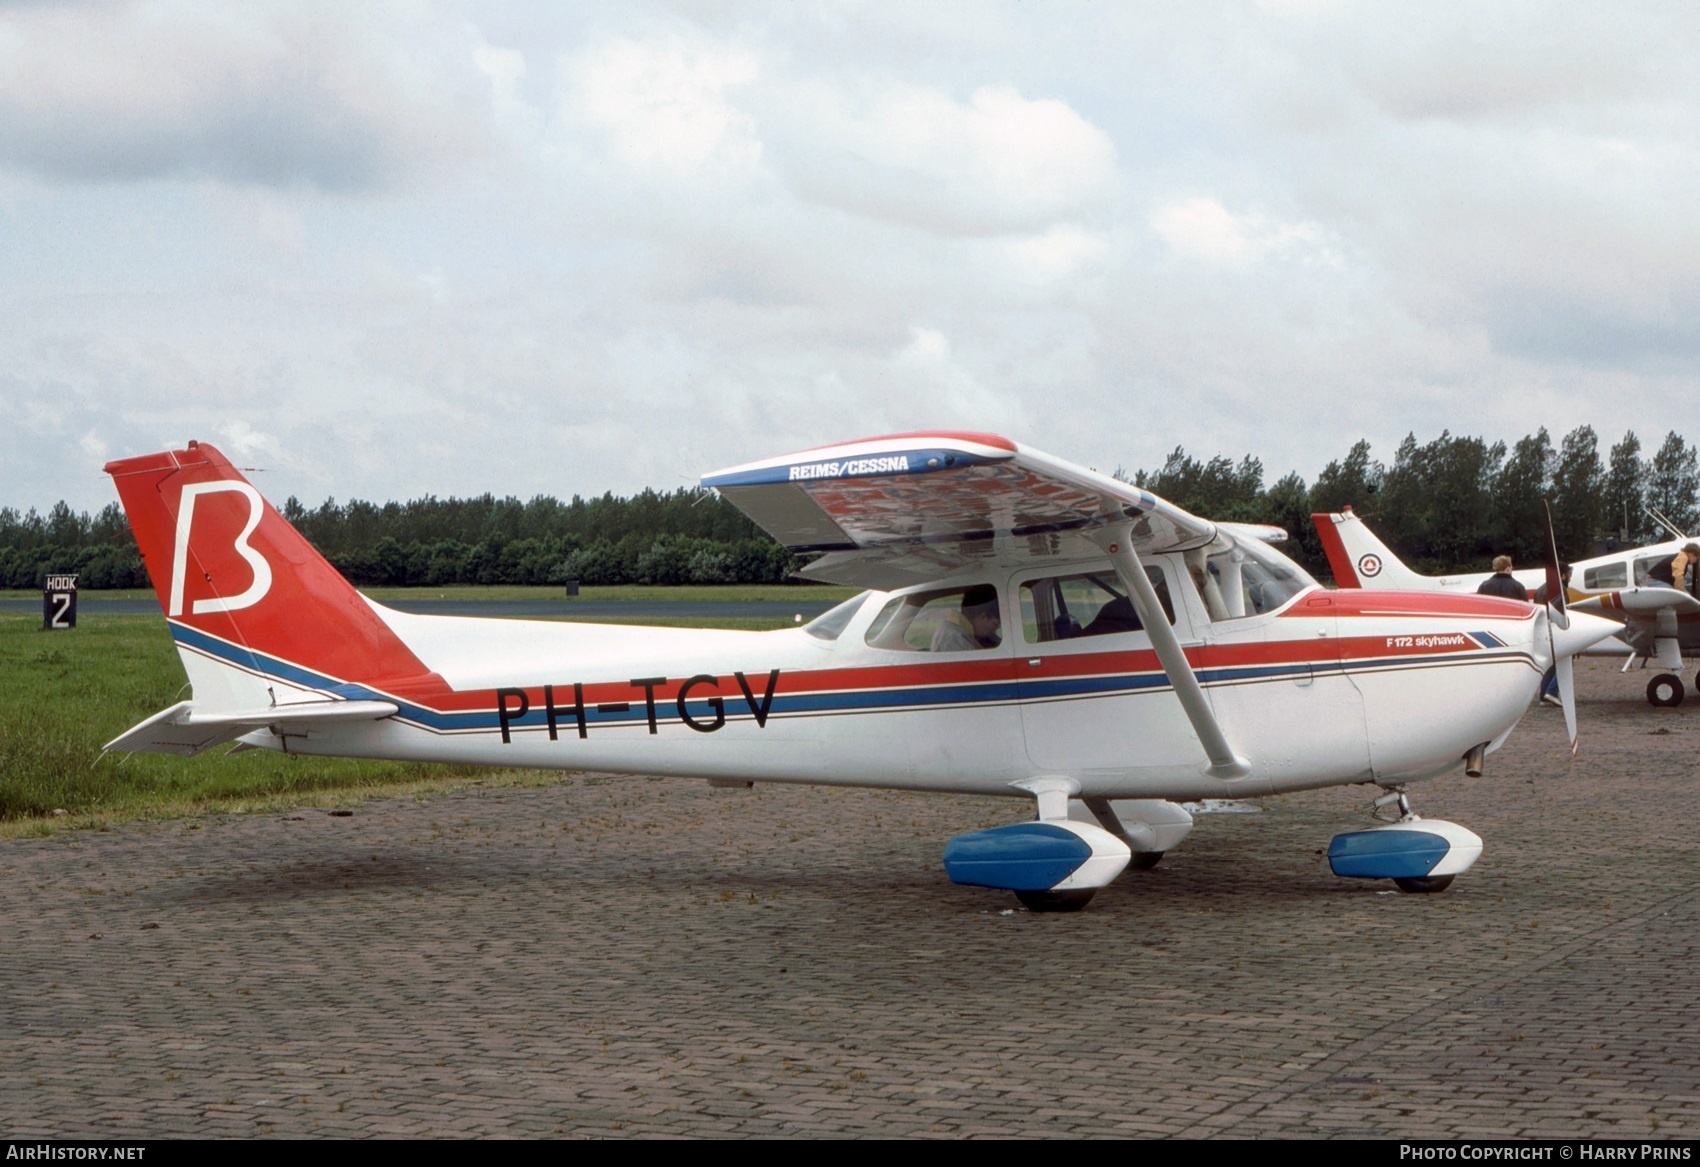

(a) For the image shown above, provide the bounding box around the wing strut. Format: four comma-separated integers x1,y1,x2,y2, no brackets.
1089,524,1250,780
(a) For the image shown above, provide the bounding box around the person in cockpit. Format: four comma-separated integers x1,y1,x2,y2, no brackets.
931,585,1002,651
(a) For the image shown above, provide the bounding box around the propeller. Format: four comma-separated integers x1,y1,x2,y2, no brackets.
1540,499,1578,754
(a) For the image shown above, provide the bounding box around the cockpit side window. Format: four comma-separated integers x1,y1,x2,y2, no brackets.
864,585,1003,652
1636,556,1675,586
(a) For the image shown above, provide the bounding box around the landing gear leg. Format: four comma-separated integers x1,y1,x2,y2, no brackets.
1648,625,1685,707
1371,786,1414,823
1080,795,1172,872
1371,787,1455,896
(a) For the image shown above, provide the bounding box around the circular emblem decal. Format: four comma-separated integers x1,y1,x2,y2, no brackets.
1357,553,1383,578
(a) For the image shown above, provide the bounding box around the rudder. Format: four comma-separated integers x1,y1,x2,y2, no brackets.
1310,507,1432,590
106,442,428,711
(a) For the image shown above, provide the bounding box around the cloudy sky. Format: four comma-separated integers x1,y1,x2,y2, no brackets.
3,0,1698,515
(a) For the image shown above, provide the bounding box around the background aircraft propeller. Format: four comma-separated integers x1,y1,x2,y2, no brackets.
1541,499,1578,753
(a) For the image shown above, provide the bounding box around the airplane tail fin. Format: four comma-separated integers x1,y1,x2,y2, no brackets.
1310,507,1433,590
105,443,429,725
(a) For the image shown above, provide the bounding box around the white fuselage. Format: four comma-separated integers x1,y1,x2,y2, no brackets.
190,550,1557,803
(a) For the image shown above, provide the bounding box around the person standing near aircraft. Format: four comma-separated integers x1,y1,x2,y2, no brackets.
1533,562,1575,706
1477,556,1530,601
1666,543,1700,596
1533,562,1573,606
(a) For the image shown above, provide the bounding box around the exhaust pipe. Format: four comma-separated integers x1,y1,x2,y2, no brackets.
1464,743,1486,778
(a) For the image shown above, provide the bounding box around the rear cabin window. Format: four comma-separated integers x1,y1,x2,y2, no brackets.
1019,569,1173,644
1583,563,1628,590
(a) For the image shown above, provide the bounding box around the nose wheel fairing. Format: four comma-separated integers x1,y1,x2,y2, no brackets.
1328,801,1483,892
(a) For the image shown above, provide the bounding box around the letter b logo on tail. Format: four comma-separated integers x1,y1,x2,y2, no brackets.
169,481,274,617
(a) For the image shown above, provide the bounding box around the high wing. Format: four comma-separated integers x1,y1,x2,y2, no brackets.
706,431,1252,778
701,431,1219,589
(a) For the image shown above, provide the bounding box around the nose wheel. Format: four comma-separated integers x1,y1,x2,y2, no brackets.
1647,673,1685,707
1014,888,1097,912
1327,786,1482,894
1392,874,1455,894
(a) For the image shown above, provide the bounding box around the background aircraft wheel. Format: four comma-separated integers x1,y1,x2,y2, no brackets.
1392,875,1455,893
1647,674,1685,707
1128,851,1165,871
1014,888,1096,912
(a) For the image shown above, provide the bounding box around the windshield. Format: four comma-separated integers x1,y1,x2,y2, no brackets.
803,592,870,640
1188,532,1316,621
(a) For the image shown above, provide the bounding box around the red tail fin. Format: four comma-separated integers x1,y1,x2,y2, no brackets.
106,442,427,685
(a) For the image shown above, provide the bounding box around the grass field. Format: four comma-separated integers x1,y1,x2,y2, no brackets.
0,591,828,835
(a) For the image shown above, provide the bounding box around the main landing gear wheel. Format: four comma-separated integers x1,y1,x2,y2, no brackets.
1128,851,1165,871
1647,673,1685,708
1392,875,1455,894
1015,888,1097,912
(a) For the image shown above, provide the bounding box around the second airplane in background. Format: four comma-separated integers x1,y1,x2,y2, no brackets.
1315,507,1700,707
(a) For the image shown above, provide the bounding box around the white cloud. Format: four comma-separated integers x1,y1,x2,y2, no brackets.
474,42,545,147
774,82,1117,235
559,35,762,176
0,0,488,189
215,421,278,464
885,326,1029,434
896,327,952,366
1002,226,1113,282
6,1,1700,520
1149,197,1341,267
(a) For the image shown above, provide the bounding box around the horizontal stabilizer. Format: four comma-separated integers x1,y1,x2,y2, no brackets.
103,699,399,757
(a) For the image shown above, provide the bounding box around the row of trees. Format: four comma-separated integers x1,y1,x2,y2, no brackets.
0,487,797,590
5,427,1698,589
1132,427,1700,576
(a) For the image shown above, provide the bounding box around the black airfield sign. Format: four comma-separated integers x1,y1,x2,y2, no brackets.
42,574,77,630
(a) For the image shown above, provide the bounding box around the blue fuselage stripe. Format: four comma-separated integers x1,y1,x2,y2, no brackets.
170,623,1530,736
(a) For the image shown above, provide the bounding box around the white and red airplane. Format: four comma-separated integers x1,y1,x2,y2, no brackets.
102,434,1616,910
1315,506,1700,708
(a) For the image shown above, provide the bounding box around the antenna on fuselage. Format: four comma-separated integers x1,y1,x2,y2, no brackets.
1645,505,1690,543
